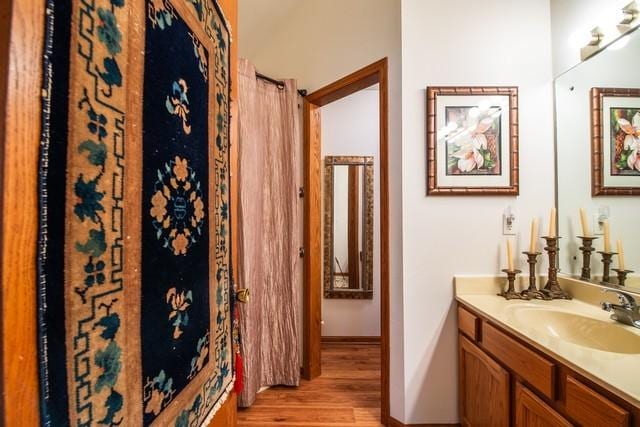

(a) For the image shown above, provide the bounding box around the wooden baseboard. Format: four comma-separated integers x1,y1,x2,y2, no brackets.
321,336,381,344
388,417,460,427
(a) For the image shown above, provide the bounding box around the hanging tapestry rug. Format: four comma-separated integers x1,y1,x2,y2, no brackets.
37,0,235,425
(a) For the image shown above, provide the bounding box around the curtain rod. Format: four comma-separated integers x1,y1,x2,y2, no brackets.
255,71,307,97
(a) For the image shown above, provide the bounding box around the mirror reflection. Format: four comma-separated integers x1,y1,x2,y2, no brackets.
324,156,374,299
556,28,640,290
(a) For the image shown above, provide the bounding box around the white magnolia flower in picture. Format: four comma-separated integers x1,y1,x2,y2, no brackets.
450,117,494,172
618,112,640,171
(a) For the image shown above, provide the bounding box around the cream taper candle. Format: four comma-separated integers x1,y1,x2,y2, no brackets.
604,221,611,252
529,219,538,253
579,208,590,237
617,240,625,270
548,207,556,237
507,239,514,271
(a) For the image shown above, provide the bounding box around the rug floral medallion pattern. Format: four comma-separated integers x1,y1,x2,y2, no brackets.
38,0,234,425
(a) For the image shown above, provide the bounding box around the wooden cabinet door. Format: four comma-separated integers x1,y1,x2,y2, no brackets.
515,383,572,427
459,335,510,426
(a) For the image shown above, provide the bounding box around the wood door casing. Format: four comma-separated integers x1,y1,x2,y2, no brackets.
302,99,323,379
459,335,510,427
303,57,390,424
218,0,238,423
0,0,45,425
515,383,571,427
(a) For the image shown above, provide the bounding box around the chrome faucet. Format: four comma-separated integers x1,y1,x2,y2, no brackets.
601,288,640,329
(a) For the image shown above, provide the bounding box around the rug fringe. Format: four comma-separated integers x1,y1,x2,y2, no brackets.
198,377,236,427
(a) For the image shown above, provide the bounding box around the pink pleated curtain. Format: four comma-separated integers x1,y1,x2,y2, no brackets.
237,59,302,407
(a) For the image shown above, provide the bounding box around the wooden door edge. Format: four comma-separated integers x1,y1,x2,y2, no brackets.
302,57,390,426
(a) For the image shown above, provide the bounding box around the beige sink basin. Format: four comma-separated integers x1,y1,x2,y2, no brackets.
508,307,640,354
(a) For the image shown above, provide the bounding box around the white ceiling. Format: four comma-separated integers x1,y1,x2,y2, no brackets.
238,0,301,59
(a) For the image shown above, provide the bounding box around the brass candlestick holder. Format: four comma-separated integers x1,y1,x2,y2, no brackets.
578,236,598,281
520,252,549,300
612,268,634,287
598,251,617,285
499,269,524,300
542,236,571,300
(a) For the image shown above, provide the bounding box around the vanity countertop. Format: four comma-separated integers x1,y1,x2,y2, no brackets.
455,276,640,408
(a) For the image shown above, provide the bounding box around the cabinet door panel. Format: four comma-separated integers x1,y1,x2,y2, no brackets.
459,335,510,426
516,383,572,427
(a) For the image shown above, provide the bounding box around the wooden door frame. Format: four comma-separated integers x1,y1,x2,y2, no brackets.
0,0,45,424
302,58,390,425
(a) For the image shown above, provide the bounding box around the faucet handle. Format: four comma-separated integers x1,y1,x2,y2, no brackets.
601,301,613,312
602,288,637,309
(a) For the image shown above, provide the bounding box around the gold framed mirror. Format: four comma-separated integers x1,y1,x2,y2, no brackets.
323,156,374,299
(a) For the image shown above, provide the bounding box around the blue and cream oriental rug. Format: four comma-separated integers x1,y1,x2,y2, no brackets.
37,0,237,425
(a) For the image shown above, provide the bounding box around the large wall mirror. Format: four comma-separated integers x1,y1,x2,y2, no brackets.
556,28,640,291
323,156,374,299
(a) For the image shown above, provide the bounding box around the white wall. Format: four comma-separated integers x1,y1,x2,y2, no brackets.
321,89,381,338
239,0,405,418
400,0,555,423
550,0,631,77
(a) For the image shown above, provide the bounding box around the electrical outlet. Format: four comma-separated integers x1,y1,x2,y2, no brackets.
593,214,604,235
593,206,610,235
503,212,516,235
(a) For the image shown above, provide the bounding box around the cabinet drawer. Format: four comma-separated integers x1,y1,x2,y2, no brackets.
565,376,629,427
482,322,556,399
458,306,479,341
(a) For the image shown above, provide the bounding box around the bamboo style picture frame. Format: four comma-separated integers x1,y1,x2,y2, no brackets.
590,87,640,196
426,86,519,195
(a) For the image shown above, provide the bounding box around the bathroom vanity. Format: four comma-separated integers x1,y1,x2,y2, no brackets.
456,277,640,426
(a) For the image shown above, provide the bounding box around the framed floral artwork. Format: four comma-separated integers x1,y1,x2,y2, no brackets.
426,86,519,195
591,87,640,196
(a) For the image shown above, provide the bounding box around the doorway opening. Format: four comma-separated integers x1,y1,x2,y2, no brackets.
302,58,390,425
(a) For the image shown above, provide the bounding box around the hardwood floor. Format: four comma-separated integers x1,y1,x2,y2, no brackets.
238,343,382,426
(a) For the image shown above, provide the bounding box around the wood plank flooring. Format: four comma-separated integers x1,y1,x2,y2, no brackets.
238,343,382,426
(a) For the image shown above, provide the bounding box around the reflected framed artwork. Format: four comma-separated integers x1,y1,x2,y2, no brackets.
426,86,519,195
591,87,640,196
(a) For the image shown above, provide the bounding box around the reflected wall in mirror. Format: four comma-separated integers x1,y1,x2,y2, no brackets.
556,28,640,291
323,156,374,299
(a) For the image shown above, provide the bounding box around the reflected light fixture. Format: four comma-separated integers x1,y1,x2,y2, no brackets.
575,1,639,60
620,1,639,25
579,26,605,60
